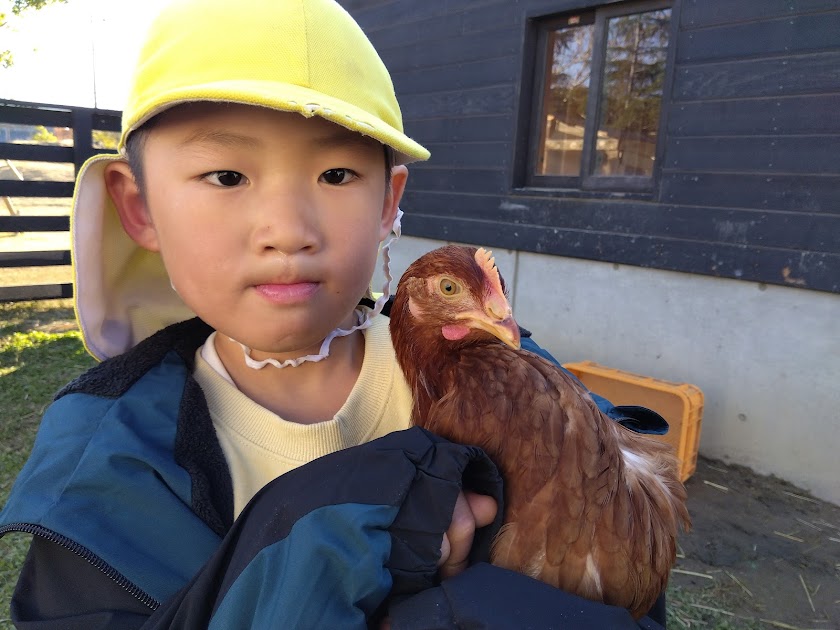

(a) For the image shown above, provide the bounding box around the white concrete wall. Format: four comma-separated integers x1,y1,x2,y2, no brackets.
375,236,840,506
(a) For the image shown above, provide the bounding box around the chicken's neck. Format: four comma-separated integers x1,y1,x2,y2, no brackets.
389,295,456,423
399,340,452,423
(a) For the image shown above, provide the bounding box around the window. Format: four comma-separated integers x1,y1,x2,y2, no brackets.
523,1,672,191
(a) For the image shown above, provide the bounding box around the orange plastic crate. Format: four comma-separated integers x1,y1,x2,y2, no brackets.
563,361,703,482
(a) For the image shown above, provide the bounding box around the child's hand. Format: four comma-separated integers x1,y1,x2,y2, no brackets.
437,490,498,579
379,492,497,630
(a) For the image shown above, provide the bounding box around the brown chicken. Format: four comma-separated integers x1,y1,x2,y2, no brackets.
389,245,691,619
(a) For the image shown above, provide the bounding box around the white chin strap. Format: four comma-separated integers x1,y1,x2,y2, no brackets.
235,208,403,369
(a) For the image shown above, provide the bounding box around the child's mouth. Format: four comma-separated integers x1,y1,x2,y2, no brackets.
254,282,319,304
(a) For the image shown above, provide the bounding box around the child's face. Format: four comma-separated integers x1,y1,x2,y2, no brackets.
124,103,404,358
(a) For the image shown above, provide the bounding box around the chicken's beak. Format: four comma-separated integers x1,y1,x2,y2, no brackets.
456,294,522,349
475,315,521,350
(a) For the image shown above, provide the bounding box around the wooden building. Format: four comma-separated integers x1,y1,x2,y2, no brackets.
348,0,840,504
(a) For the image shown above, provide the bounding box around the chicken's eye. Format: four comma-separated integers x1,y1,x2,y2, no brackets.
438,278,462,297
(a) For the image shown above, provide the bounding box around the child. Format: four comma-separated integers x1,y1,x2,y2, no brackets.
0,0,668,627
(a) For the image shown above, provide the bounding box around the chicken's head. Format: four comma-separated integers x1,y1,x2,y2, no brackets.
391,245,521,350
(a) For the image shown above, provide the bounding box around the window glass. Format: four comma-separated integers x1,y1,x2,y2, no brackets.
537,19,594,177
594,9,671,177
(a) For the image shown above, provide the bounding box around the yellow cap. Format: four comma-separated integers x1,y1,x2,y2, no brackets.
120,0,429,164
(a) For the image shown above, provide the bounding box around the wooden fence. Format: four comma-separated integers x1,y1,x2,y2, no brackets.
0,98,120,302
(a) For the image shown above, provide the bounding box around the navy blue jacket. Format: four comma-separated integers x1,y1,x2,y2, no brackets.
0,317,667,629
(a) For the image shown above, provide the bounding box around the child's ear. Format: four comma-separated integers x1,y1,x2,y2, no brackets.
104,160,161,252
379,165,408,240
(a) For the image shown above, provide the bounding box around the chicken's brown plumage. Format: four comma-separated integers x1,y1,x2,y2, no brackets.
389,245,691,619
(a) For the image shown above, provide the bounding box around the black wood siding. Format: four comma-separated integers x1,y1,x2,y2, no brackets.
342,0,840,294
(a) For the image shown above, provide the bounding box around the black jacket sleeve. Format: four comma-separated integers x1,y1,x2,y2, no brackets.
141,428,502,629
389,563,665,630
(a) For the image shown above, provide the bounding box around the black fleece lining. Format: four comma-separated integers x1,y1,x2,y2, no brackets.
175,375,234,536
55,318,234,537
56,318,213,400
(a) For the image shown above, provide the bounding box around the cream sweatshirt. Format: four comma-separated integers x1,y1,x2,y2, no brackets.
193,315,413,518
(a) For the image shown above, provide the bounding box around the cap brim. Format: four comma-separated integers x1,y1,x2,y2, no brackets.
122,81,430,165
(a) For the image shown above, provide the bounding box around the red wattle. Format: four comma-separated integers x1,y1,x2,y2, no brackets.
442,324,469,340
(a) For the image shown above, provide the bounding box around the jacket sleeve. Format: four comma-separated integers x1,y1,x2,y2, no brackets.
8,427,501,630
390,563,665,630
142,427,503,629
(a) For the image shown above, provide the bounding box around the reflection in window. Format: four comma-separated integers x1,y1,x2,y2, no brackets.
527,2,671,190
595,10,670,177
538,19,594,177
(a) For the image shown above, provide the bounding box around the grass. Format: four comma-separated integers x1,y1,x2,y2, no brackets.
667,581,763,629
0,299,95,628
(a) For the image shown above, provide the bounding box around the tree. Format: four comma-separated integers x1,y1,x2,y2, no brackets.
92,130,119,150
30,124,58,143
0,0,68,68
600,10,671,136
545,25,594,128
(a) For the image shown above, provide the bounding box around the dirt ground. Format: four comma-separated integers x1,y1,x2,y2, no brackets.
670,455,840,629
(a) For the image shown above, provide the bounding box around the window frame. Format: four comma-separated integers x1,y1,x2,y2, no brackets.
522,0,674,193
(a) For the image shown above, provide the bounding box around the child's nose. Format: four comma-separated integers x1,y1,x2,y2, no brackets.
252,192,320,254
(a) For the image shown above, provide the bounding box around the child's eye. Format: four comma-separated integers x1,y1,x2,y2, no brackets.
203,171,246,187
320,168,358,185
